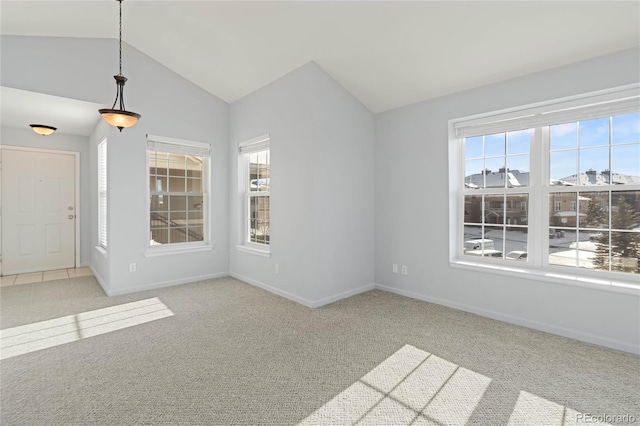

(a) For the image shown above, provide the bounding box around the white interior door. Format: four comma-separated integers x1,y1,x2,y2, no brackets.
2,149,76,275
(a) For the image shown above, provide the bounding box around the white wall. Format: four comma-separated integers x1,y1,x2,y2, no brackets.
229,62,375,306
310,65,376,303
374,47,640,354
1,36,114,105
0,126,91,266
2,36,230,294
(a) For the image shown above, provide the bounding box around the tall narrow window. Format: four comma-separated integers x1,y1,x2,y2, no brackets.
463,129,531,260
239,135,270,249
147,136,210,248
98,139,108,249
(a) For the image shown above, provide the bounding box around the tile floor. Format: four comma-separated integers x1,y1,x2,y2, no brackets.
0,267,93,287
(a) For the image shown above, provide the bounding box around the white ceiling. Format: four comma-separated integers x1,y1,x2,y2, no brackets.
0,87,105,136
1,1,639,113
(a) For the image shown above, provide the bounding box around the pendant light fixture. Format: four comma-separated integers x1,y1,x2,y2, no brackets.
30,124,57,136
99,0,141,132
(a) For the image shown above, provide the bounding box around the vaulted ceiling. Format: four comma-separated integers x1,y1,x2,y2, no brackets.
2,1,639,113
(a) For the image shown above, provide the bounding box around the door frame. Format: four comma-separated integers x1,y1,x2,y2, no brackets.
1,145,81,272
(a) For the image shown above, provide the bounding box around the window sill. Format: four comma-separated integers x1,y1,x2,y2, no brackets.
94,246,107,256
236,245,271,258
145,244,214,258
450,259,640,296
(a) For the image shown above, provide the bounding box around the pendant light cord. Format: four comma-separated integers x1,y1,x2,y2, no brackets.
118,0,123,76
99,0,141,129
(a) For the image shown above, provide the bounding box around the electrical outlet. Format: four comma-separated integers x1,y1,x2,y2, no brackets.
129,263,137,272
275,264,280,274
392,264,398,273
401,265,408,275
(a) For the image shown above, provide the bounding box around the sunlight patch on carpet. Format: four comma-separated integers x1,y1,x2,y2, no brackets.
298,344,490,425
1,297,173,360
299,344,612,426
508,391,612,426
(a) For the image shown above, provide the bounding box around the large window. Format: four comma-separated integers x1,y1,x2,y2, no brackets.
451,85,640,288
239,135,270,250
147,136,210,248
98,139,107,249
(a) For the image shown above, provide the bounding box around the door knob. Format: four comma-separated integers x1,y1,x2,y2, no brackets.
68,215,75,219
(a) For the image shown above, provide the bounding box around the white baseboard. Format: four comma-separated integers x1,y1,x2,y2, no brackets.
106,272,229,297
229,273,375,308
375,283,639,355
89,265,109,296
229,272,315,307
309,283,376,308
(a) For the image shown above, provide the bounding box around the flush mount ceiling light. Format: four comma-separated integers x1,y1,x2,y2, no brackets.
99,0,141,132
30,124,57,136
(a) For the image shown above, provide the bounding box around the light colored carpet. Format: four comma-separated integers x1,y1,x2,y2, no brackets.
1,276,638,425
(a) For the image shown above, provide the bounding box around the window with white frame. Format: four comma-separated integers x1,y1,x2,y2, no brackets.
98,139,108,249
147,135,209,247
462,127,532,258
239,135,270,248
452,85,640,285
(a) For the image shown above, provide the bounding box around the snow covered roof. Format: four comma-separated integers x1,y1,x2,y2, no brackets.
464,169,529,188
465,169,639,188
554,171,640,186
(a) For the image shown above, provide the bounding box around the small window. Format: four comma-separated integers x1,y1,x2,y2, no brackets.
239,135,270,249
98,139,108,249
147,136,210,248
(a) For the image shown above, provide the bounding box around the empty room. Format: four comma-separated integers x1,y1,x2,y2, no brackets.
1,1,639,425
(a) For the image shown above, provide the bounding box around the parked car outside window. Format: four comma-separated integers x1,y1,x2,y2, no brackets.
506,251,527,261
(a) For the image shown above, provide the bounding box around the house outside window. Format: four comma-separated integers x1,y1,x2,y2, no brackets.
147,135,210,249
238,135,270,253
451,85,640,288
